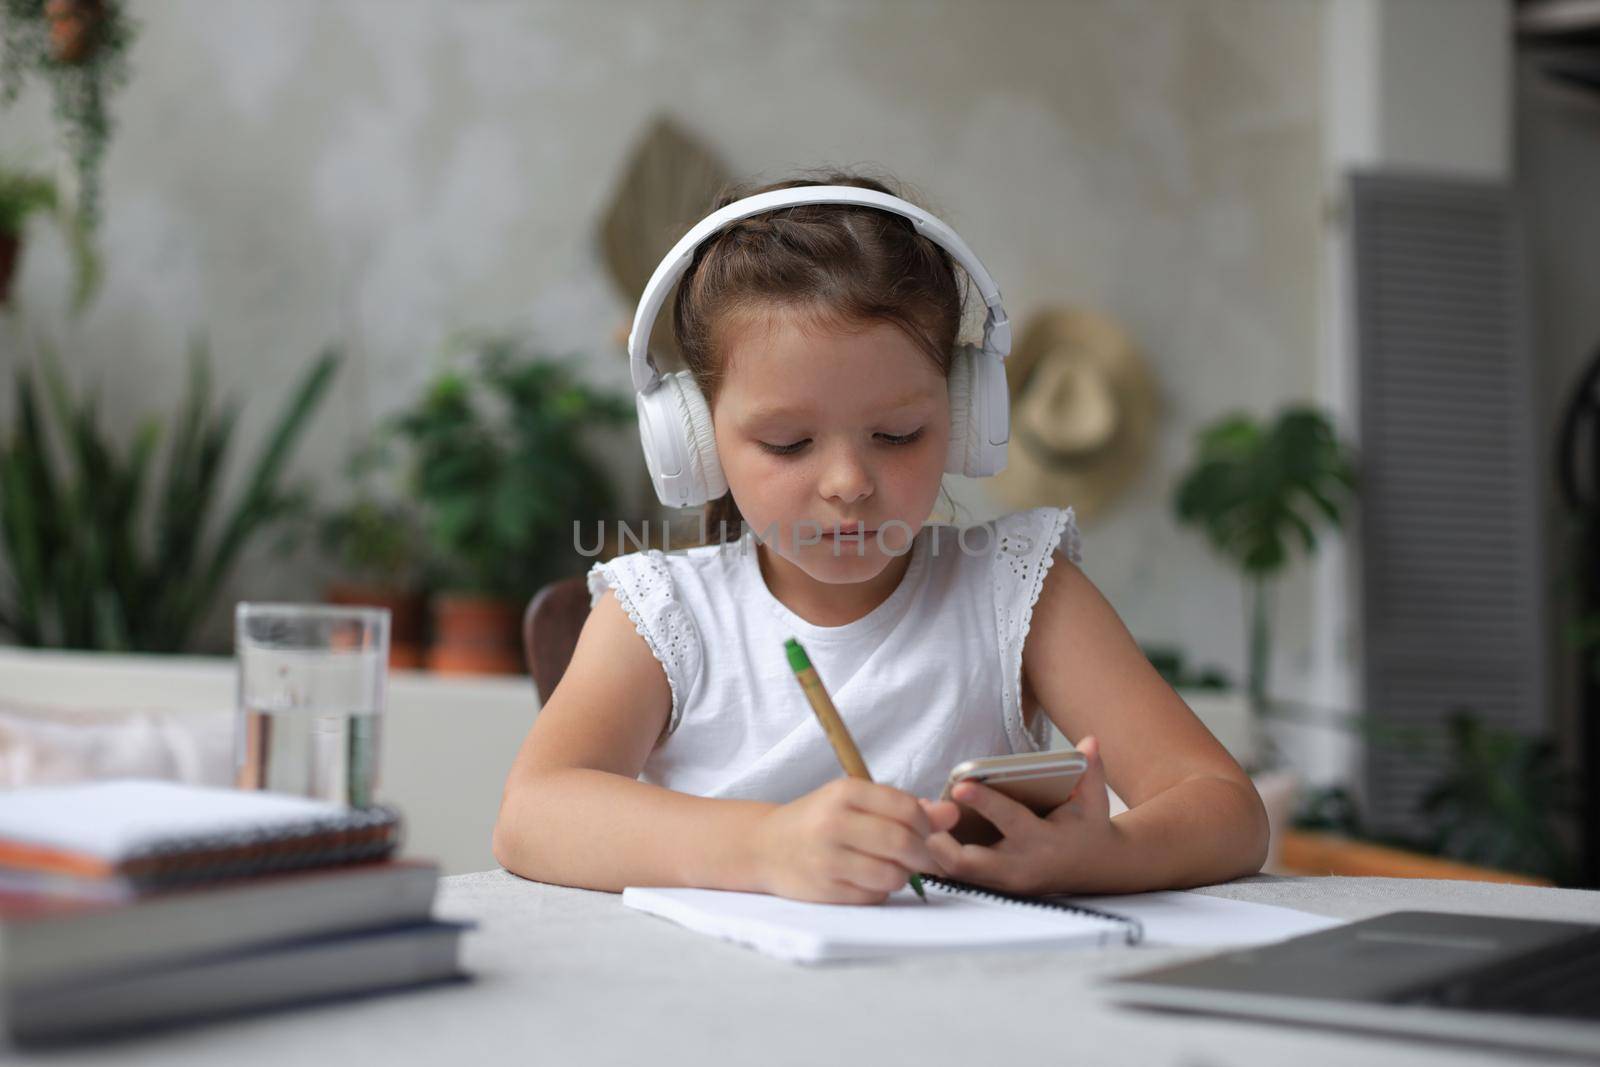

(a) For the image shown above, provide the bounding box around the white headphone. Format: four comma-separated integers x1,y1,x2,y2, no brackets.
628,185,1012,509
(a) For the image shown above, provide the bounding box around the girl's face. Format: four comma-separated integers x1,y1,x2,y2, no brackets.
710,308,950,586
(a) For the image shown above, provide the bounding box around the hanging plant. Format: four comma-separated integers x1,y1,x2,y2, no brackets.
1,0,136,229
0,161,100,309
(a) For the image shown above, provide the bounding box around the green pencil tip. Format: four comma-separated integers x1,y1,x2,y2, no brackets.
784,637,811,672
910,872,927,901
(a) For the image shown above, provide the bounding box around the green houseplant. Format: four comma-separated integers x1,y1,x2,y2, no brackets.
1,0,136,229
317,441,430,669
1170,405,1356,871
385,334,633,674
0,163,96,309
1173,406,1358,751
0,164,51,305
0,341,340,652
1171,408,1580,884
1418,709,1577,883
1292,706,1578,885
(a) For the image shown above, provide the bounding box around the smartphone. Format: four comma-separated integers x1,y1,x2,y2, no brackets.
937,749,1089,846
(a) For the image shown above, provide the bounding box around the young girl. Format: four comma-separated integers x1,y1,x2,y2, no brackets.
492,172,1267,904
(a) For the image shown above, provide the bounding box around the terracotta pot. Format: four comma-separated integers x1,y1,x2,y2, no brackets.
1278,830,1555,886
325,583,427,670
45,0,104,65
0,233,19,307
427,594,524,675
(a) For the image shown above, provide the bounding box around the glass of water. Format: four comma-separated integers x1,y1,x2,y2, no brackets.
235,603,389,808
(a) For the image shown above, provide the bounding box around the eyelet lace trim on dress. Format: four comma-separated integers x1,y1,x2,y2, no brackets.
586,552,702,737
993,506,1082,753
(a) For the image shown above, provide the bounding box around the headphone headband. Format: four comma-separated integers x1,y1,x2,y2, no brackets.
628,186,1011,394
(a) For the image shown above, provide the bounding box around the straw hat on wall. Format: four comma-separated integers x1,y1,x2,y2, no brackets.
990,307,1158,521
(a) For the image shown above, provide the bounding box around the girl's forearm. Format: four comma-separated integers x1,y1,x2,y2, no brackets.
492,767,779,894
1094,776,1269,893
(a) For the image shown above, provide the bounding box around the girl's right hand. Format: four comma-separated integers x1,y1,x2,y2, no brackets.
749,778,960,904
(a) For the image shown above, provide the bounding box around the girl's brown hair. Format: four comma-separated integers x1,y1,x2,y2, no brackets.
671,170,966,545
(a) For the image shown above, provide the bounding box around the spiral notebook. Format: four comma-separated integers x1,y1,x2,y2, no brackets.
0,779,402,898
622,876,1143,963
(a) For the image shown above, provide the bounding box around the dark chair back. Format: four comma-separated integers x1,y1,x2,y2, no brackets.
522,576,592,705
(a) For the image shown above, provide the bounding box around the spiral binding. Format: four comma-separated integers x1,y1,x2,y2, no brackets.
921,876,1144,945
117,804,404,893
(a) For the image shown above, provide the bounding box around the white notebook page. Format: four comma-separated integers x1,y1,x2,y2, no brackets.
1064,891,1344,946
623,883,1345,963
622,881,1126,963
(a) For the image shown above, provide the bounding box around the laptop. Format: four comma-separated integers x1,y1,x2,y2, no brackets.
1107,911,1600,1056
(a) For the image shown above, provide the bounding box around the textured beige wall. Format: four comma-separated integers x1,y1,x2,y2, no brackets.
1,0,1323,687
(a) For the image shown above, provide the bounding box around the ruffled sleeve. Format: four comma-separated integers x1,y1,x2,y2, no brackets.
991,506,1083,753
585,551,703,739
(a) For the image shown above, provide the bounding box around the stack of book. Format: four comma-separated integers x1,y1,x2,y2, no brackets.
0,779,470,1047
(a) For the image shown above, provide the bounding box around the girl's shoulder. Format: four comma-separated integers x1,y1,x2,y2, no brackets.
950,505,1083,629
583,537,737,600
925,505,1082,571
982,506,1082,752
989,505,1082,568
584,540,744,650
921,506,1082,639
585,544,729,738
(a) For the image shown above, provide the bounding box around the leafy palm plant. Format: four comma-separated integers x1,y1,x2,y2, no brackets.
1173,406,1357,728
0,342,340,651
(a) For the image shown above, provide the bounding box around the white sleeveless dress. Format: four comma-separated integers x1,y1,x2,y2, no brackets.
584,506,1081,803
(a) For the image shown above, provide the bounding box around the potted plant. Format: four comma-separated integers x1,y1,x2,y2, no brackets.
1289,706,1578,886
1,0,137,229
386,334,633,675
0,163,96,309
1171,405,1357,862
0,340,340,652
317,443,430,669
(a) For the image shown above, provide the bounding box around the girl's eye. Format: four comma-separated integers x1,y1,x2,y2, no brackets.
878,428,925,447
757,428,924,457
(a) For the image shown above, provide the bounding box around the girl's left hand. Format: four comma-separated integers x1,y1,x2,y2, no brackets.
924,735,1124,896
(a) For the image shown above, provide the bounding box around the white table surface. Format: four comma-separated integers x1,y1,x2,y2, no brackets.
15,869,1600,1066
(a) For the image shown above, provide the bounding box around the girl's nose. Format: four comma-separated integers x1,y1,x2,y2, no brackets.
818,443,873,505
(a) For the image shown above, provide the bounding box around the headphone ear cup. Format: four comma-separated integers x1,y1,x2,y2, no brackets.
945,344,975,476
946,342,1009,477
968,342,1010,477
636,381,691,508
636,371,726,508
674,371,727,502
